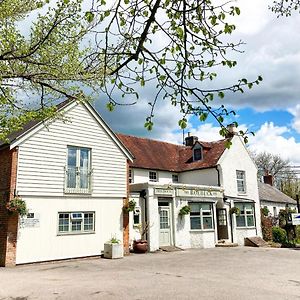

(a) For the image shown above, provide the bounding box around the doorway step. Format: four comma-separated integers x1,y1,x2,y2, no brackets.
159,246,184,252
215,240,238,247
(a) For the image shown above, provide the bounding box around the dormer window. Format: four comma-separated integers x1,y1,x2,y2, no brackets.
193,144,203,161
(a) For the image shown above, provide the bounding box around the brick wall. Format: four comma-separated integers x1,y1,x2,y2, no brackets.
123,160,130,255
0,147,19,267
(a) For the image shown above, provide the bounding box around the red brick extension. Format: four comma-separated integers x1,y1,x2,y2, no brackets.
0,147,19,267
122,160,130,255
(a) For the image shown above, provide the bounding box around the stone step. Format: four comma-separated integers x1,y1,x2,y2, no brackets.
215,242,238,248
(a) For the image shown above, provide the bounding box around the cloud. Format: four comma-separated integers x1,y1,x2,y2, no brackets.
95,94,184,139
288,104,300,134
248,122,300,164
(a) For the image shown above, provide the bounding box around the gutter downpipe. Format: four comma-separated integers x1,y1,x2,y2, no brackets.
215,166,221,187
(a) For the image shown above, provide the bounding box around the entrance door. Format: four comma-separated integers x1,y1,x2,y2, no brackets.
217,208,229,240
159,202,172,246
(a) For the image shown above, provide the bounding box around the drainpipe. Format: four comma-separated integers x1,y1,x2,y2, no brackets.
140,189,148,240
224,197,234,243
228,200,234,243
215,166,221,187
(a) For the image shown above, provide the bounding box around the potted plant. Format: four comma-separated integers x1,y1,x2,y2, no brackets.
133,222,149,253
104,236,124,259
229,206,240,216
179,205,191,216
6,197,28,217
123,200,136,213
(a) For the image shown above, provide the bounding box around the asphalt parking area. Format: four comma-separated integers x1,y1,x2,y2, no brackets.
0,247,300,300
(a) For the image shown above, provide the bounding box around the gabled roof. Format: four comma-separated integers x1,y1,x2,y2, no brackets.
258,182,297,205
1,99,134,161
117,133,228,172
0,99,71,148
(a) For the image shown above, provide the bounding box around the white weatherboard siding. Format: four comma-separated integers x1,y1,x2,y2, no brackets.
16,197,123,264
16,103,127,198
218,136,262,243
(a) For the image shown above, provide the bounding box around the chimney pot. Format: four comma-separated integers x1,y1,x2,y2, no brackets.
263,175,273,186
185,135,198,147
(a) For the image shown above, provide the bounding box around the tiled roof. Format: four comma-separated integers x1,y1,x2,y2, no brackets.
258,182,297,205
117,133,228,172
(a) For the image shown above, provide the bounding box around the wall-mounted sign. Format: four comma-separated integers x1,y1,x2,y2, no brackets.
154,188,173,196
291,213,300,226
176,188,223,198
20,213,40,228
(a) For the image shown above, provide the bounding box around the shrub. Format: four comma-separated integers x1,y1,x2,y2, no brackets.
272,226,287,244
296,225,300,239
261,206,269,217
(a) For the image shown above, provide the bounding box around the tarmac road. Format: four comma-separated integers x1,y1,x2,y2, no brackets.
0,247,300,300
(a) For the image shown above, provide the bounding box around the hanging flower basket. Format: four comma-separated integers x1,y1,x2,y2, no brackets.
123,200,136,213
179,205,191,216
6,197,28,217
229,207,240,216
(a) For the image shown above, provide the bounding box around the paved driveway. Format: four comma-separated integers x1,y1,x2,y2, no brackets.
0,247,300,300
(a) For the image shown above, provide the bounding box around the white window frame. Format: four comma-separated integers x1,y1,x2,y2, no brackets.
149,171,158,182
65,146,92,194
58,211,95,234
172,174,179,183
236,170,246,194
189,202,214,231
129,169,133,183
235,203,255,228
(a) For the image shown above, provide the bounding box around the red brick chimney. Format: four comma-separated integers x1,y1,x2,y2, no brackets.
263,175,273,186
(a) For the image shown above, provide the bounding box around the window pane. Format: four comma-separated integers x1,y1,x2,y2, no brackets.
68,148,77,167
80,167,89,189
190,217,201,229
189,203,200,213
236,215,246,227
149,171,157,181
194,148,202,160
133,214,140,225
84,213,94,231
247,216,254,227
80,148,89,168
203,217,213,229
199,203,211,211
58,213,69,232
160,210,169,229
245,203,253,211
71,220,82,231
66,167,76,188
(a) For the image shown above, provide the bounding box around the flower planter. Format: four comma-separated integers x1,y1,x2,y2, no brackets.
104,243,124,259
133,239,148,253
